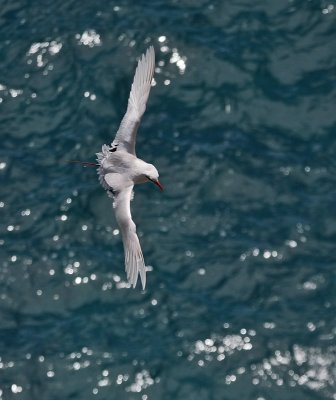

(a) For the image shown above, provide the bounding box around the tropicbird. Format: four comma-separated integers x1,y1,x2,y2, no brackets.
75,46,162,290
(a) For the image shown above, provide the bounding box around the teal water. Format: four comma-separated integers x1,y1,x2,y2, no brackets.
1,0,336,399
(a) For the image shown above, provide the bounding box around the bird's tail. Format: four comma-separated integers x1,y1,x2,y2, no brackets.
66,160,99,167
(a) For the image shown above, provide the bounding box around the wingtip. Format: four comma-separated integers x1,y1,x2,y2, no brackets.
140,279,146,291
126,261,146,290
149,45,155,60
139,266,146,290
143,45,155,62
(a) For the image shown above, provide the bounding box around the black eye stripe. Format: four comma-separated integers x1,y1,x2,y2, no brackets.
109,147,117,152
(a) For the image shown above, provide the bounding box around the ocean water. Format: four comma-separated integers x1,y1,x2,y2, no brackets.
1,0,336,399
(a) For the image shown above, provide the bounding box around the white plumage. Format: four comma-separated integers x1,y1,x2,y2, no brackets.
112,46,155,155
96,46,163,290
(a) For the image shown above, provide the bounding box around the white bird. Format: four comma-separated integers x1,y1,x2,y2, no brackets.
85,46,162,290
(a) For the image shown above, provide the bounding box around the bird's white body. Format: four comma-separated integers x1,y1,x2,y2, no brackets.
96,46,161,290
98,148,153,189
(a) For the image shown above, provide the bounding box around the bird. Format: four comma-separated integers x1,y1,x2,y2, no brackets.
71,46,162,290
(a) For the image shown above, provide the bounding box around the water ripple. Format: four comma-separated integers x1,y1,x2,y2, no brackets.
0,0,336,399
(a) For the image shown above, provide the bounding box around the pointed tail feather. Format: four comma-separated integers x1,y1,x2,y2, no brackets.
66,160,99,167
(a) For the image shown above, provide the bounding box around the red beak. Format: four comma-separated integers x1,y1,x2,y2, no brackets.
154,180,164,191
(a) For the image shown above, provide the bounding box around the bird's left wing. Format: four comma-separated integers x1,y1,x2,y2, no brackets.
111,46,155,155
112,184,146,289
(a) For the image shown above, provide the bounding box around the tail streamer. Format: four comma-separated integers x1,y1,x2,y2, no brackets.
66,160,99,168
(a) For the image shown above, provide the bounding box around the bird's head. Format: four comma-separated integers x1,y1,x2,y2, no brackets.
144,164,164,191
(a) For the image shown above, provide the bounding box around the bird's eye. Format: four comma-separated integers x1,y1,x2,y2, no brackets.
109,147,117,153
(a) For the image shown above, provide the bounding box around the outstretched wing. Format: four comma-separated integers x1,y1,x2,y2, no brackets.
111,46,155,155
113,185,146,289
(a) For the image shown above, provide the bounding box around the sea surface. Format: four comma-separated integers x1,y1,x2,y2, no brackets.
0,0,336,399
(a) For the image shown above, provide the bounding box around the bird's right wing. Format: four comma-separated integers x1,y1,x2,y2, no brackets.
111,46,155,155
113,185,146,289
